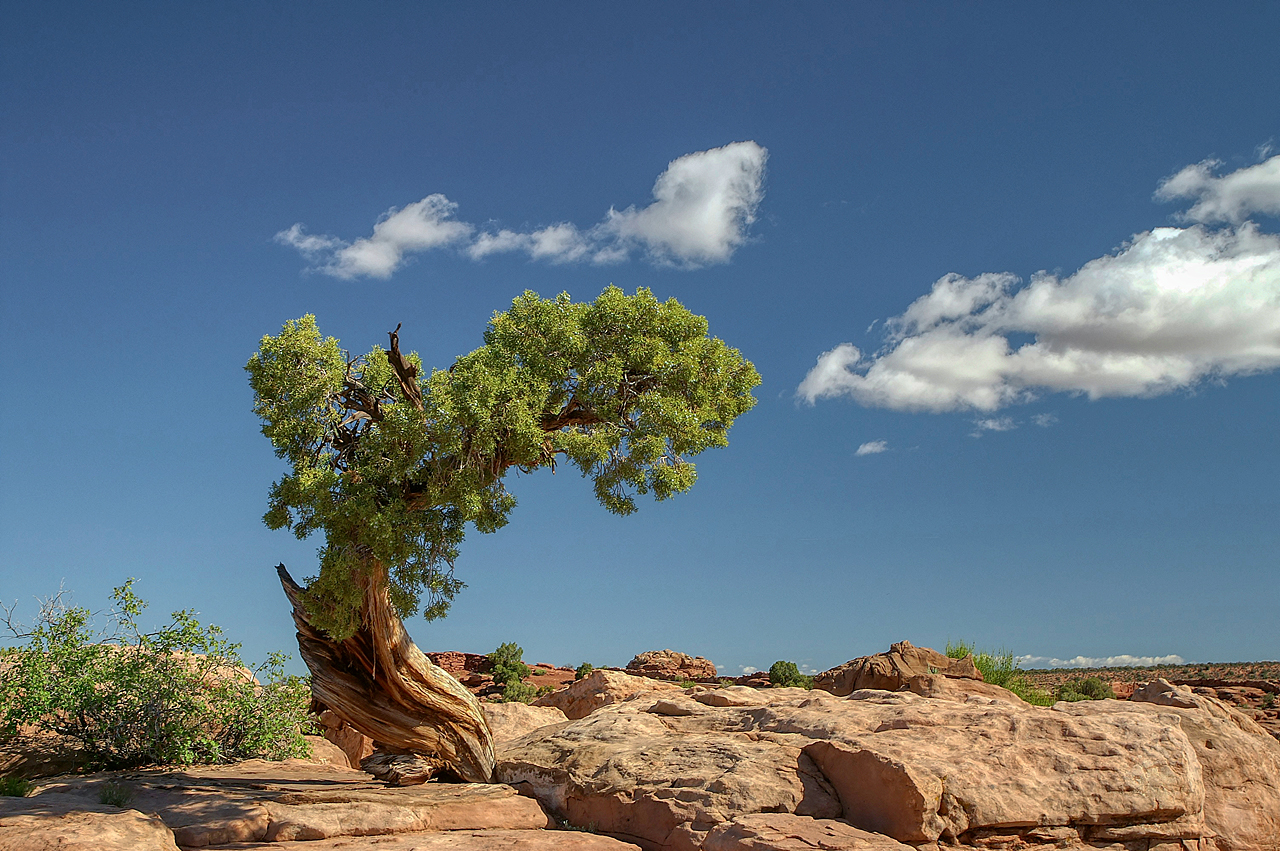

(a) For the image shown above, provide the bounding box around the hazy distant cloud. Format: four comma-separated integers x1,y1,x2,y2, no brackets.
1156,154,1280,224
971,417,1016,436
854,440,889,456
1032,413,1058,428
799,154,1280,412
1018,653,1186,669
278,141,767,278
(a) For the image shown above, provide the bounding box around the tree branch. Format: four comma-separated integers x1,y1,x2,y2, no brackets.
388,324,425,411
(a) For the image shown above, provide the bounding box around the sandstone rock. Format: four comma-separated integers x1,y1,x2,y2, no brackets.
301,734,354,768
483,702,569,743
9,761,550,847
701,813,913,850
199,827,643,849
0,797,180,851
1123,679,1280,850
498,680,1275,849
531,669,682,720
315,709,376,769
0,728,88,779
900,673,1025,706
426,651,492,674
813,641,981,697
627,649,717,681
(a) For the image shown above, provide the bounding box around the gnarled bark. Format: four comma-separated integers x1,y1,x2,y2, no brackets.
277,563,495,783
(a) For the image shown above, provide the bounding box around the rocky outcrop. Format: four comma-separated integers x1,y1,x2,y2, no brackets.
532,669,682,720
627,650,718,682
482,702,569,743
314,710,375,770
701,814,912,850
812,641,981,696
0,761,588,850
498,678,1280,850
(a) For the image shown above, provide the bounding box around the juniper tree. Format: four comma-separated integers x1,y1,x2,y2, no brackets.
247,286,759,781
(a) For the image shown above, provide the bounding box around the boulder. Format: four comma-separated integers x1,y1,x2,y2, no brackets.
0,798,180,851
201,827,643,849
483,702,570,743
627,649,718,681
900,673,1025,706
314,709,375,769
5,761,550,847
813,641,981,696
701,813,913,850
532,669,682,720
498,678,1280,850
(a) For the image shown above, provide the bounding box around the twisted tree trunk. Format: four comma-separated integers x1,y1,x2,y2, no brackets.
277,564,495,783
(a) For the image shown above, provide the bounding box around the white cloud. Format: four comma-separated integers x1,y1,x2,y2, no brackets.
854,440,889,456
594,141,768,267
1032,413,1058,428
279,142,767,278
799,155,1280,413
1156,154,1280,224
1017,653,1186,669
740,666,759,675
971,416,1016,435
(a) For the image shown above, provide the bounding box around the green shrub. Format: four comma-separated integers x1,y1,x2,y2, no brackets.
946,640,1054,706
1262,693,1276,710
489,642,534,702
768,660,814,689
574,662,594,681
1055,676,1116,702
98,780,135,808
0,581,312,770
0,776,33,797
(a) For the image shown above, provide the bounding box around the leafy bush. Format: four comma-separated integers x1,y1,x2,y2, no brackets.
768,660,814,689
574,662,594,681
1263,693,1277,710
946,640,1054,706
0,776,33,797
98,780,135,807
1055,676,1116,702
0,581,312,770
488,642,534,703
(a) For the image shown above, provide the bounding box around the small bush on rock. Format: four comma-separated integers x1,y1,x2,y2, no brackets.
0,777,33,797
1055,676,1116,702
768,660,814,689
575,662,594,681
946,640,1054,706
489,642,535,702
0,581,312,770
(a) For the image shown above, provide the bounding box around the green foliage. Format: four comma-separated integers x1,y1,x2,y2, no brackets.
247,288,760,638
98,780,135,808
768,660,814,689
945,640,1054,706
489,642,536,702
0,777,33,797
535,684,556,698
0,582,312,770
1055,676,1116,702
1262,693,1277,710
574,662,594,681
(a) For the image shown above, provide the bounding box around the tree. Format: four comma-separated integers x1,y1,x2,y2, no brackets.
247,286,759,782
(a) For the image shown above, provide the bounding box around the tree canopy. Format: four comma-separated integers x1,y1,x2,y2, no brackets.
247,286,760,638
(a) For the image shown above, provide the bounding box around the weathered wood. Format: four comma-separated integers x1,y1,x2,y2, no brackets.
277,563,495,783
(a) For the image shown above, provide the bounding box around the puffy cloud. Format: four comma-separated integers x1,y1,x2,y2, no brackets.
595,141,768,267
1017,653,1186,669
279,142,767,278
1156,154,1280,224
799,156,1280,413
854,440,888,456
970,417,1016,437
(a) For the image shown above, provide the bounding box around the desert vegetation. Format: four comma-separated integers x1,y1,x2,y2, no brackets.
0,582,312,771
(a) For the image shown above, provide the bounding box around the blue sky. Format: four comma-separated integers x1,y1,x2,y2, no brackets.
3,3,1278,676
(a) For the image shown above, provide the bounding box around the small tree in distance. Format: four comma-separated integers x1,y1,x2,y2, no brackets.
247,286,759,781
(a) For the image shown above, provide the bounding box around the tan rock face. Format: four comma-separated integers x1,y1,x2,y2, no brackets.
315,709,376,770
499,678,1280,850
813,640,981,697
482,702,570,744
0,799,180,851
701,813,914,850
211,827,644,849
627,650,718,681
532,669,682,720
